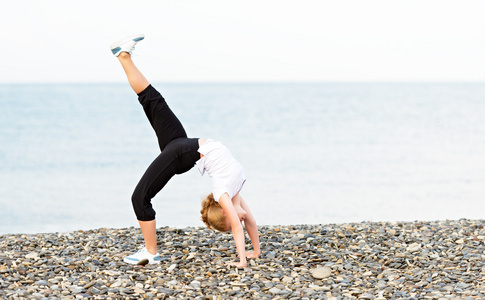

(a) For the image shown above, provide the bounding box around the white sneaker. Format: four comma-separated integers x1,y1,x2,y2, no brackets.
110,34,145,57
123,247,161,265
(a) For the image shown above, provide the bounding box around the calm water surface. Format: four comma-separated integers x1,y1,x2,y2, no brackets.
1,83,484,234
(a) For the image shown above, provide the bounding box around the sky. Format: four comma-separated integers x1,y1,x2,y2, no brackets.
1,0,484,83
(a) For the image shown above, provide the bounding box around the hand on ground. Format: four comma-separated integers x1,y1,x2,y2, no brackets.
226,261,247,268
245,251,260,259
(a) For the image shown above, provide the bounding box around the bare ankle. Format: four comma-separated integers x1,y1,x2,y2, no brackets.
146,247,157,255
118,52,131,59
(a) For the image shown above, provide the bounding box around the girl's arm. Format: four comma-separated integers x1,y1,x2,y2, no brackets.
218,193,247,267
239,195,260,257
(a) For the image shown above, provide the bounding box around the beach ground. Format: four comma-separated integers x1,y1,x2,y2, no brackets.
1,219,484,299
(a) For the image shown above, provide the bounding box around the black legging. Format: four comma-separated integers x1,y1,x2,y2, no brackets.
132,85,200,221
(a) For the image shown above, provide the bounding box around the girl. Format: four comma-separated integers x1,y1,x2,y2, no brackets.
110,34,260,268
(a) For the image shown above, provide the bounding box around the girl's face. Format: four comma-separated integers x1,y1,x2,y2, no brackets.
223,205,247,231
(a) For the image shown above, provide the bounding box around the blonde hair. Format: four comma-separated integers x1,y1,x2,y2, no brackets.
200,193,227,232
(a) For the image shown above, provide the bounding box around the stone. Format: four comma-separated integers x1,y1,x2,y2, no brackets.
269,287,282,294
311,266,331,279
26,252,39,259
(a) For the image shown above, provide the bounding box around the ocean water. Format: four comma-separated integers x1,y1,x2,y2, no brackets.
1,82,484,234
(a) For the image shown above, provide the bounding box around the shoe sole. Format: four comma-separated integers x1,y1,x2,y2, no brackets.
123,257,161,265
110,34,145,50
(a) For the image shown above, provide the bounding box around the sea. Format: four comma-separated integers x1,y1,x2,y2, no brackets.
1,82,484,234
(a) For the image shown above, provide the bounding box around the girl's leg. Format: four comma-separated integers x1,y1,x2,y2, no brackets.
113,36,187,150
136,83,188,152
117,52,150,94
139,220,157,254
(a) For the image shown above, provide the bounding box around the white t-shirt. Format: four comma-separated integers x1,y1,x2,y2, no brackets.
196,139,246,202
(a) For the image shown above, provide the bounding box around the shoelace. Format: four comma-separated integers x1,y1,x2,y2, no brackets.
133,248,146,255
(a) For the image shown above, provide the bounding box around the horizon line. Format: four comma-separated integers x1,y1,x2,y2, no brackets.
1,80,484,85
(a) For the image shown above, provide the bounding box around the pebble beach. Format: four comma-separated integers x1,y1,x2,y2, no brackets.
1,219,485,299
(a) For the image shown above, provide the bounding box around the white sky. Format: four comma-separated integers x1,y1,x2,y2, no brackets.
1,0,484,83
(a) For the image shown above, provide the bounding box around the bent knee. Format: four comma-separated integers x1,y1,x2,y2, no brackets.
131,190,156,221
